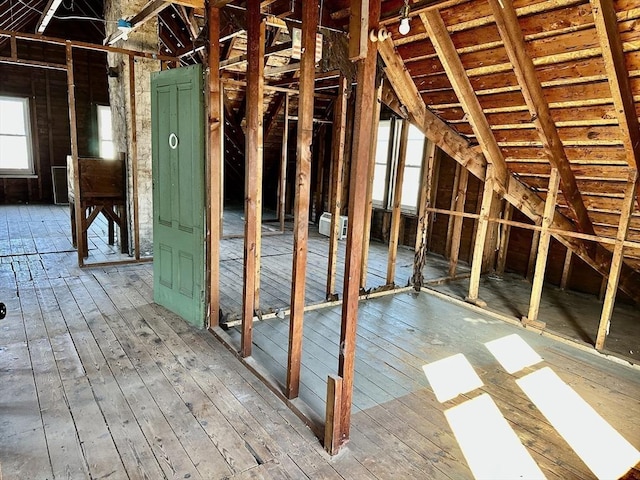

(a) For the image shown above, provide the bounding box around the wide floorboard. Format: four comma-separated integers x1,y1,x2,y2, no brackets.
1,204,639,480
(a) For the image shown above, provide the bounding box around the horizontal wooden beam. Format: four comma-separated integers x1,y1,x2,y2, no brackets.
0,29,178,61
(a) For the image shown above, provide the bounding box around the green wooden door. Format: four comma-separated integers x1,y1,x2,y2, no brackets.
151,64,205,328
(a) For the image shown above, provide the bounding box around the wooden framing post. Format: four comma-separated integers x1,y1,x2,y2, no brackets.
207,5,222,328
448,166,469,278
314,126,326,223
523,168,561,327
466,165,496,305
286,0,317,399
128,56,140,260
335,0,380,450
595,170,637,350
495,202,513,275
241,1,265,357
326,76,348,298
324,374,343,455
560,248,572,290
360,84,383,289
445,163,462,257
526,229,541,281
279,93,289,232
412,141,437,289
387,119,409,285
66,43,83,267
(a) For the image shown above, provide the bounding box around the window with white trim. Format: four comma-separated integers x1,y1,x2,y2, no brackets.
0,96,34,176
97,105,115,159
399,124,426,212
372,117,426,214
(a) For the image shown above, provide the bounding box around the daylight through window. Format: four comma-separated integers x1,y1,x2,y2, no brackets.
0,96,34,176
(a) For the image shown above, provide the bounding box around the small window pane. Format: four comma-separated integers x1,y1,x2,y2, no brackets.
97,105,115,158
0,136,29,169
0,99,27,135
401,166,421,210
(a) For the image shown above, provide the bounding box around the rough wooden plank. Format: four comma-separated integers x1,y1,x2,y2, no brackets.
421,10,508,190
207,5,222,328
524,167,561,326
490,0,595,236
448,166,469,277
467,165,497,304
591,0,640,207
286,0,318,399
360,85,383,289
595,170,638,350
496,201,513,275
387,119,409,285
327,76,348,297
242,3,265,356
413,141,437,288
338,0,381,449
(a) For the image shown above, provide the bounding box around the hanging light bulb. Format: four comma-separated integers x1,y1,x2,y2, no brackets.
399,0,411,36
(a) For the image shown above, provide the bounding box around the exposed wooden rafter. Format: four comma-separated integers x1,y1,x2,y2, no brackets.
421,11,508,191
590,0,640,208
378,38,640,303
489,0,595,236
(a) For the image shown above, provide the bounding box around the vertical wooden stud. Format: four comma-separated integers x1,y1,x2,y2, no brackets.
448,167,469,278
326,76,348,298
445,163,462,257
412,141,436,289
279,93,289,232
337,0,381,448
208,5,222,328
387,119,409,285
523,168,561,326
324,375,343,455
286,0,318,399
128,55,140,260
526,229,541,281
360,84,383,288
67,43,84,267
466,165,496,305
495,201,513,275
560,248,572,290
595,170,637,350
241,1,265,357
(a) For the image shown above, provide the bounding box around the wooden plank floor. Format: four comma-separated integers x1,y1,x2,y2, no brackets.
2,204,639,479
226,291,640,480
433,272,640,363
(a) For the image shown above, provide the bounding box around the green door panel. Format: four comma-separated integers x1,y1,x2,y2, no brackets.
151,64,205,328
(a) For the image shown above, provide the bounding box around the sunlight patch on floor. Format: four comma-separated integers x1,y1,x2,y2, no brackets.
517,367,640,480
485,334,543,374
422,353,483,403
445,393,546,480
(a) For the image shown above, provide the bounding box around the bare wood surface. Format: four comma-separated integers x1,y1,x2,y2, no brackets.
208,5,222,328
387,120,409,285
338,0,381,449
595,170,638,350
448,166,469,277
327,76,348,297
287,0,317,399
241,2,264,357
525,168,561,324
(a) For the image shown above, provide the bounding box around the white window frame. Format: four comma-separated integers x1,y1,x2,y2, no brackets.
0,96,35,177
372,116,427,215
97,104,115,159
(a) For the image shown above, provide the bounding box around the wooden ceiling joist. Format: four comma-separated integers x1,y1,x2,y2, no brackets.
420,11,508,191
489,0,595,236
378,38,640,303
591,0,640,208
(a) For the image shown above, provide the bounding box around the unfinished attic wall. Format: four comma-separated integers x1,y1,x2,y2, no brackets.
105,0,160,257
0,41,108,204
